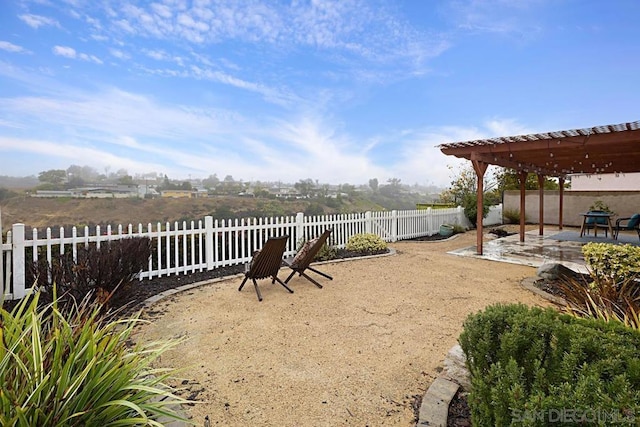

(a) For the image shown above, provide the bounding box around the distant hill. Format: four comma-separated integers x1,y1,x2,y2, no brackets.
0,185,436,230
0,195,387,230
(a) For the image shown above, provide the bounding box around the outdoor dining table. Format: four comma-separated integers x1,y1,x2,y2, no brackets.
579,212,614,238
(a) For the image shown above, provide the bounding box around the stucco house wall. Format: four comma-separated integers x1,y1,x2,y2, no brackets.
503,190,640,227
570,172,640,191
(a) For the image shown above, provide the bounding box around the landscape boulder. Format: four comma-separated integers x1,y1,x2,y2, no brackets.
443,344,471,391
536,263,579,281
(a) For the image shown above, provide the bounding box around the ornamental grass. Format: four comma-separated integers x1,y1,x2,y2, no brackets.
0,291,192,426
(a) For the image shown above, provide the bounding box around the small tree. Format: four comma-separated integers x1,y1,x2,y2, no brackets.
38,169,67,186
495,168,560,191
368,178,379,192
440,164,494,227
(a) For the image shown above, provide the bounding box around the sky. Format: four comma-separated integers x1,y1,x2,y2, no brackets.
1,0,639,188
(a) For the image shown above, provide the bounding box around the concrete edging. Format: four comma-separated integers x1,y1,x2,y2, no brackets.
520,276,567,306
416,377,460,427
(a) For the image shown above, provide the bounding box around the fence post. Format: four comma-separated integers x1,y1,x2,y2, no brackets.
391,210,398,242
12,223,26,299
205,215,214,271
365,211,372,234
295,212,305,242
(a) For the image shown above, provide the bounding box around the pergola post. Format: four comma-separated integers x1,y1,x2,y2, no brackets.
471,159,488,255
518,171,527,242
558,177,565,230
537,174,545,236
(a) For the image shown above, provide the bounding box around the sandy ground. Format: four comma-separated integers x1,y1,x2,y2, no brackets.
134,230,550,427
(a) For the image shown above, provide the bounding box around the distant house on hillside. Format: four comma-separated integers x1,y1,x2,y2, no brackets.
33,185,139,198
570,172,640,191
138,184,160,198
32,190,75,198
161,190,199,198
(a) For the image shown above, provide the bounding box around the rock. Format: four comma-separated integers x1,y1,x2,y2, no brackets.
443,344,471,391
536,263,579,281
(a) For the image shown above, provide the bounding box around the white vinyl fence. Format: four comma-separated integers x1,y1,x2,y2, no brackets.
1,206,501,301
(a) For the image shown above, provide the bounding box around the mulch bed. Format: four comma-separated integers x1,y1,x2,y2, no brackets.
1,248,390,316
448,389,471,426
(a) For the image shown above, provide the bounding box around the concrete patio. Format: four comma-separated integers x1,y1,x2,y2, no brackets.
449,226,640,275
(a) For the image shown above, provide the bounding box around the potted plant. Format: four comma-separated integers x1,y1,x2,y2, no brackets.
439,224,455,237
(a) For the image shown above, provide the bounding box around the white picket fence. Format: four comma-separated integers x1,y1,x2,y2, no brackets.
1,206,502,301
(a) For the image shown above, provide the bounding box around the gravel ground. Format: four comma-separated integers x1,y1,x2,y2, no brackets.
132,229,550,427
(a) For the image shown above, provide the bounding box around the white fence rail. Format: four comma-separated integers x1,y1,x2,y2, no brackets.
1,206,502,300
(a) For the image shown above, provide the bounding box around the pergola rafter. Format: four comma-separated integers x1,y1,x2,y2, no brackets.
439,120,640,254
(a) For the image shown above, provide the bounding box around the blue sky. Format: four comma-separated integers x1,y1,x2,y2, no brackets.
1,0,639,187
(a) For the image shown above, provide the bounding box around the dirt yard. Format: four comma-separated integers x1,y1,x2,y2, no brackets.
135,231,550,427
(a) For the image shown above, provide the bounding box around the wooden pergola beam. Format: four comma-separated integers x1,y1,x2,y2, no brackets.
471,160,488,255
519,171,527,243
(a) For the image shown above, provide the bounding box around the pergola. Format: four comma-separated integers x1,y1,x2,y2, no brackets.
439,120,640,254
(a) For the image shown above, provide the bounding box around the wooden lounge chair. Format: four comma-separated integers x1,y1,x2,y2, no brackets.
283,229,333,288
238,235,293,301
613,214,640,240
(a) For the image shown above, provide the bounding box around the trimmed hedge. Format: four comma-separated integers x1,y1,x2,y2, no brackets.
459,304,640,426
582,242,640,285
345,233,388,253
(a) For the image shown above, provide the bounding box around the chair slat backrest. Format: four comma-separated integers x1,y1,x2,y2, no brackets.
293,229,333,270
247,235,288,280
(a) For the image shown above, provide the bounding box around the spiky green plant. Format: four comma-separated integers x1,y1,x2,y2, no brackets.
559,275,640,330
0,291,193,426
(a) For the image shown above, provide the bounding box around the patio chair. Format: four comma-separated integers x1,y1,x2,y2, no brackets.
613,214,640,240
283,229,333,288
582,210,611,237
238,235,293,301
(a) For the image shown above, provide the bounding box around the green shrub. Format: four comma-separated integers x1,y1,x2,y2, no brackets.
582,242,640,285
459,304,640,426
314,242,338,261
28,237,152,311
462,193,490,227
345,233,388,253
0,292,192,426
451,224,467,234
589,199,615,215
502,208,522,224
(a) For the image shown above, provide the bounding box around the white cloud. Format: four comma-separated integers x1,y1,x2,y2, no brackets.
143,49,183,65
391,119,536,186
79,52,103,64
52,45,103,64
95,0,444,71
188,65,298,107
0,84,389,184
0,136,172,177
109,48,129,59
445,0,544,40
0,41,27,53
19,14,60,29
52,45,77,58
